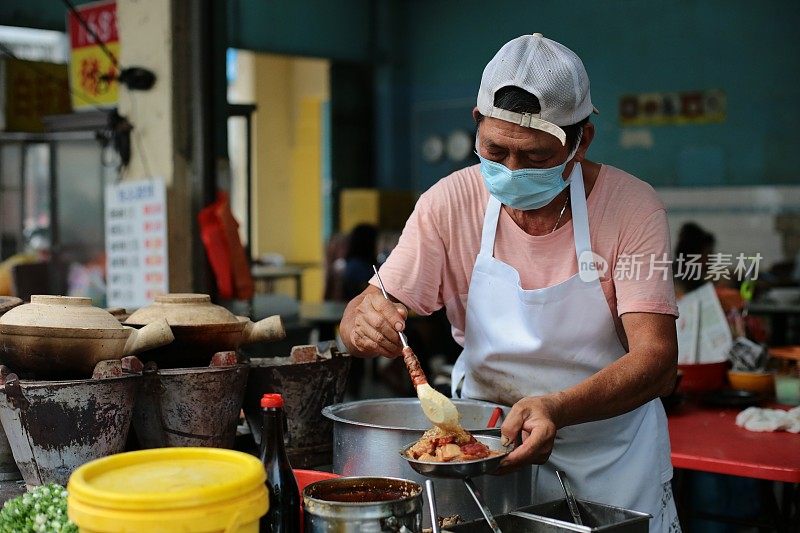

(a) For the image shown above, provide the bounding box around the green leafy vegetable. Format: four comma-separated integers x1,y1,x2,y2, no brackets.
0,483,77,533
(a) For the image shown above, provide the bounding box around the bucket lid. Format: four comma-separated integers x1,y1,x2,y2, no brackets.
67,447,266,511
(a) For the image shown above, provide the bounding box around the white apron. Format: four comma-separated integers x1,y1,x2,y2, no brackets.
452,163,679,531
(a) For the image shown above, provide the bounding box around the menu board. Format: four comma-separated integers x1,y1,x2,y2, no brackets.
105,179,168,309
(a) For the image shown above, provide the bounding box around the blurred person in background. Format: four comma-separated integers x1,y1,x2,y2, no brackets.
342,224,378,300
673,222,716,296
0,228,50,296
340,224,378,398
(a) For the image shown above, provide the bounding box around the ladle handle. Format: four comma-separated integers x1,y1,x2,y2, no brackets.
372,265,409,349
463,477,502,533
556,469,583,526
425,480,441,533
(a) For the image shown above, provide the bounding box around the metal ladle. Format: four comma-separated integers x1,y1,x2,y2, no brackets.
425,480,441,533
463,477,502,533
556,469,583,525
373,266,461,431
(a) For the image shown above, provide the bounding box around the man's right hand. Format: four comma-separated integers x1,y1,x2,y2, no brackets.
340,285,408,358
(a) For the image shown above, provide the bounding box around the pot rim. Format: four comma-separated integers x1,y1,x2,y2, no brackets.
321,398,505,432
124,317,248,331
303,476,422,507
0,324,132,338
0,373,140,388
146,363,250,376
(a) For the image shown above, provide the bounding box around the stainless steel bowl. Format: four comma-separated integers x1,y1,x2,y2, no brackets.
323,398,532,527
303,476,423,532
401,435,511,479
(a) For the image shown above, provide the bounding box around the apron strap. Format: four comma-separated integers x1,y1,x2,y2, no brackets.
569,163,592,265
479,196,502,257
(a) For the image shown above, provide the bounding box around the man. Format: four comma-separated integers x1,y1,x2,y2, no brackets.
340,33,680,531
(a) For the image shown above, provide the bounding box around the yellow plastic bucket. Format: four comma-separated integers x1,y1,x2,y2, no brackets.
67,447,268,532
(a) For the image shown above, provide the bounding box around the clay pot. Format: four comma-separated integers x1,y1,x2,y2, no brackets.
0,296,174,377
124,294,285,368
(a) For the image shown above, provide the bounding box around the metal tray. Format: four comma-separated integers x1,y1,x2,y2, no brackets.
442,499,651,532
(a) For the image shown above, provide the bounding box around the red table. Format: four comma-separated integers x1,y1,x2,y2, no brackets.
668,402,800,530
668,402,800,483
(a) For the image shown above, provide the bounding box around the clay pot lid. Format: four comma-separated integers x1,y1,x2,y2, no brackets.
0,295,124,330
125,293,240,326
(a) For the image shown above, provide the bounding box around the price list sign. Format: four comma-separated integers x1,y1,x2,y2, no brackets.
105,179,168,309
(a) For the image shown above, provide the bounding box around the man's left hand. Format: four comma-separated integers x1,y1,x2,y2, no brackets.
496,395,561,474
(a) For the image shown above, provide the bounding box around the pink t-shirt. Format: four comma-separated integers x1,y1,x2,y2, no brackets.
372,164,678,348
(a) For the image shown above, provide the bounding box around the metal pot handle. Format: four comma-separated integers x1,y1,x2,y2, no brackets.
2,373,29,410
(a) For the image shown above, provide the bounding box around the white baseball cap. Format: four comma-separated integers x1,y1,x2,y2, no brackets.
477,33,598,146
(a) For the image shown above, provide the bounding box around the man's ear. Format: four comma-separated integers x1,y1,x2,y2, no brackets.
574,122,595,162
472,107,482,124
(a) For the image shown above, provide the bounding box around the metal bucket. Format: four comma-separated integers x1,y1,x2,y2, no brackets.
0,373,139,486
0,425,20,481
304,476,423,533
243,353,350,467
132,363,249,448
322,399,532,527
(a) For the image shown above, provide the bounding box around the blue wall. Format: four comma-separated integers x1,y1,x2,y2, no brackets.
227,0,374,62
4,1,797,191
0,0,96,31
400,0,800,190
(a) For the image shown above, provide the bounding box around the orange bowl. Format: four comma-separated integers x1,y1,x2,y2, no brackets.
677,362,728,393
727,370,775,395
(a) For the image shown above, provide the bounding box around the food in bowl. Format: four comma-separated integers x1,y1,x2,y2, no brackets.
405,426,499,462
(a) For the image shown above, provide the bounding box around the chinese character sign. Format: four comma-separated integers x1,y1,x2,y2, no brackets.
105,179,168,309
68,0,119,110
619,89,726,127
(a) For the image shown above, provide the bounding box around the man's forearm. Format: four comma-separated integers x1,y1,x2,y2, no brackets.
547,349,676,429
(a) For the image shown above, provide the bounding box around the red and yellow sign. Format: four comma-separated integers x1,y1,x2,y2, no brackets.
68,0,119,110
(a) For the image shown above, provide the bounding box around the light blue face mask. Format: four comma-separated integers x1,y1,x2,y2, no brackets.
476,132,581,211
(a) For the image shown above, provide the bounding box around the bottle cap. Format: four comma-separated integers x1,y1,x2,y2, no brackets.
261,393,284,408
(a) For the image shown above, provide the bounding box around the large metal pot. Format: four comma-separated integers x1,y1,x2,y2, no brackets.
0,295,173,377
304,476,423,532
125,293,285,368
323,399,532,527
